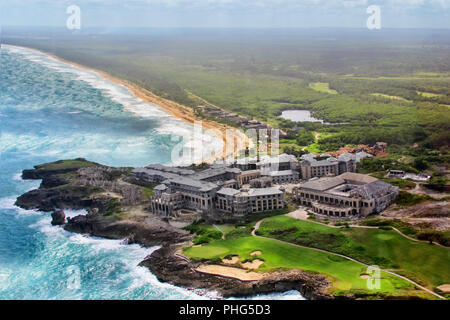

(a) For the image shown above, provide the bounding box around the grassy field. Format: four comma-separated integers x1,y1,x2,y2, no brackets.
309,82,338,94
370,93,411,102
417,91,444,98
184,236,433,298
256,216,450,290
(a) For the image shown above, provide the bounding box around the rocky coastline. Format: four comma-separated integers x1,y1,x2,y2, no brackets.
14,159,334,300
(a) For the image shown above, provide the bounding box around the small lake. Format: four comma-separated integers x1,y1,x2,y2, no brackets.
280,110,324,123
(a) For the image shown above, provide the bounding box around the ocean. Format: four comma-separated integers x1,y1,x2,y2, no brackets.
0,45,304,300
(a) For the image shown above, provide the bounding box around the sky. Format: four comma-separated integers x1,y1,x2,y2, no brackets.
0,0,449,29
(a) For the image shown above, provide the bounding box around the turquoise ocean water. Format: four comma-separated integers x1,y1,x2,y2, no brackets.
0,45,303,300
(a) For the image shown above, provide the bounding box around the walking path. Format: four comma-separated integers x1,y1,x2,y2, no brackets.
213,224,226,240
251,215,446,299
287,209,449,248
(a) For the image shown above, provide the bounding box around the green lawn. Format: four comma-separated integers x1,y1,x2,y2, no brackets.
257,216,450,290
184,236,432,298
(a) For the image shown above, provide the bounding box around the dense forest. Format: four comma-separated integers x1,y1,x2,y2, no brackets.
4,27,449,156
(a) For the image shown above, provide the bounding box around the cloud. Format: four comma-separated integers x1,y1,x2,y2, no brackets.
1,0,449,28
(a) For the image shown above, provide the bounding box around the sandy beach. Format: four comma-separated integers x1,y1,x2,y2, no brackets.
10,44,248,164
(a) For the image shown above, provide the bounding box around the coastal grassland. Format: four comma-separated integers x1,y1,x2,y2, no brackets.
183,236,432,298
256,216,450,290
309,82,338,94
36,159,97,171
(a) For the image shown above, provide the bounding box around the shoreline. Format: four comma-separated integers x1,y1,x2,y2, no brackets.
7,44,249,164
15,162,321,300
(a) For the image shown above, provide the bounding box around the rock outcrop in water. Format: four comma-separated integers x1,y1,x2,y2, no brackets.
51,210,66,225
15,158,333,299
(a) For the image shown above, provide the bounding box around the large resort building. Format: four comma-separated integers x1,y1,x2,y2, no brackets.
132,162,286,218
132,152,396,219
293,172,399,218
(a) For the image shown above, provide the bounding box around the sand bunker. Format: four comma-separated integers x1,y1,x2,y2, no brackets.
242,259,264,270
222,256,240,265
437,284,450,293
250,251,262,256
360,274,370,280
196,265,264,281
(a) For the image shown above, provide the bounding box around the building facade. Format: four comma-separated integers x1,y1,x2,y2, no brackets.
293,172,399,218
215,187,285,216
133,164,285,218
300,153,356,180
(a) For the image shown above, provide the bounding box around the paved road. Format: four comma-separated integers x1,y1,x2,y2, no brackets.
251,216,445,300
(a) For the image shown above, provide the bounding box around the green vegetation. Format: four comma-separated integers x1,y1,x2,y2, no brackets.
417,231,450,247
296,129,315,146
256,216,450,289
241,208,292,225
184,236,432,298
395,191,434,206
385,179,416,189
184,222,223,244
309,82,338,94
140,186,154,200
104,198,121,216
370,93,411,102
360,219,418,237
360,219,450,247
7,28,449,155
417,91,443,98
53,184,104,198
37,159,97,171
358,147,450,175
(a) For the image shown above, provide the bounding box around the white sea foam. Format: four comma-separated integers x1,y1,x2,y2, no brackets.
229,290,305,300
28,215,210,299
3,45,223,164
12,173,24,181
0,196,41,215
64,209,88,219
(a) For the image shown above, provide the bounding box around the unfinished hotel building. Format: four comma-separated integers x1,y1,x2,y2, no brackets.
131,152,397,219
292,172,399,218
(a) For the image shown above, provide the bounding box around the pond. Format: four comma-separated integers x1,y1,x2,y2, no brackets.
280,110,324,123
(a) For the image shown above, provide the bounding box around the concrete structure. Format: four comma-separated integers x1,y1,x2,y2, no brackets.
249,177,272,188
216,187,285,216
293,172,399,218
257,153,298,174
300,153,356,180
137,149,373,218
262,170,299,184
387,170,405,178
